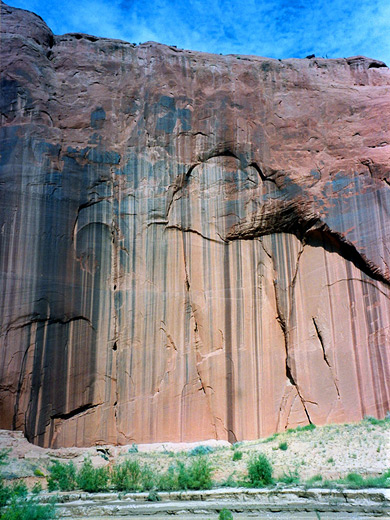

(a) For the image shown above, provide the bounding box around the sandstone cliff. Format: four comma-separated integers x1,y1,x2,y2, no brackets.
1,1,389,447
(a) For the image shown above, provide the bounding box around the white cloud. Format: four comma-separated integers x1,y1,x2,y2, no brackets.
6,0,390,63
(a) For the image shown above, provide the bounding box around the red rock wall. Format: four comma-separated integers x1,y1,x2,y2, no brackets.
0,1,389,447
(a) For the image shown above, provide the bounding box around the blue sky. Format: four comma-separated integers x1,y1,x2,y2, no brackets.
6,0,390,64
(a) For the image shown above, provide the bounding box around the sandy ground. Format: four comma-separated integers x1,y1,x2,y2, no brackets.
0,419,389,488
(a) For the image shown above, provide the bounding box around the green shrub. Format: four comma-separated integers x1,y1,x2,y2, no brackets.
364,471,390,488
342,470,390,488
0,483,10,510
219,508,233,520
287,424,316,434
76,458,109,492
31,483,42,495
128,443,138,453
247,454,273,487
9,483,27,498
306,474,323,486
320,479,342,489
157,465,178,491
176,457,213,490
47,460,77,491
346,473,364,486
278,442,288,451
111,459,142,491
0,450,11,466
111,459,156,492
0,452,55,520
302,423,316,431
278,469,299,485
33,469,44,478
139,465,155,491
147,490,161,502
305,471,390,489
0,495,56,520
262,433,278,443
364,415,389,426
232,450,242,461
189,445,213,456
219,473,237,488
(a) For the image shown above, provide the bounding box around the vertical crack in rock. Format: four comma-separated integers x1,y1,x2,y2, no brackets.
290,247,304,292
259,237,272,259
156,323,178,396
111,171,120,440
272,250,313,427
165,164,197,219
223,245,237,444
344,263,365,418
312,316,341,398
181,233,219,439
12,342,32,430
312,318,331,369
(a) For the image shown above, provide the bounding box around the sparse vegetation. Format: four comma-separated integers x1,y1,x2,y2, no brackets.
364,415,389,426
46,452,214,493
219,508,233,520
176,456,213,490
76,458,110,492
110,458,155,492
287,423,316,433
232,450,242,461
339,470,390,488
0,450,56,520
47,460,77,491
0,416,387,510
278,469,300,485
147,490,160,502
111,459,144,492
157,465,178,491
262,433,279,443
218,472,237,488
247,454,273,487
304,470,390,490
189,445,213,456
306,474,323,486
0,495,56,520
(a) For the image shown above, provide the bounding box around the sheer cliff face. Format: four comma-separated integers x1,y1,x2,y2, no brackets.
1,3,390,448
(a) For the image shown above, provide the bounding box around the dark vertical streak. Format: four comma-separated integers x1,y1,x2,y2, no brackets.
252,244,260,437
12,324,31,430
224,245,236,443
360,275,383,416
345,261,365,417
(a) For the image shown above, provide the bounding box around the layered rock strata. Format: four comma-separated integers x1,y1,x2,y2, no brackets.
0,1,389,447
